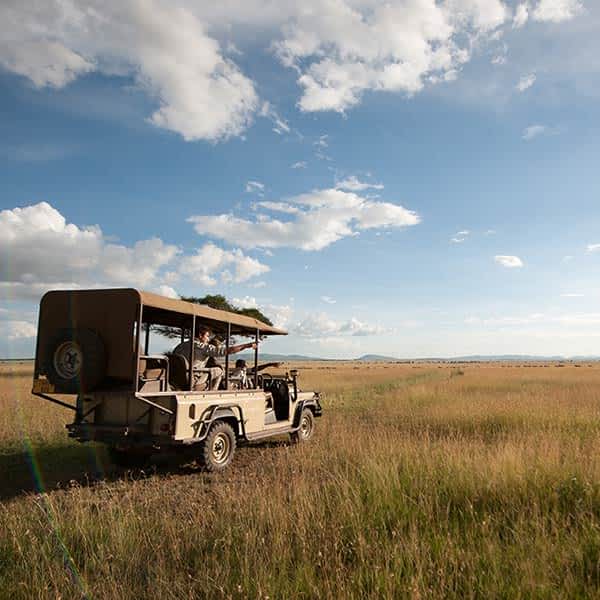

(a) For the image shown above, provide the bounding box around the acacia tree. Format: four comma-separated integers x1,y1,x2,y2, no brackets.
155,294,273,339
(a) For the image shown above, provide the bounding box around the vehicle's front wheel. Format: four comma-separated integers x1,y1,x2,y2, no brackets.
200,422,236,472
290,408,315,443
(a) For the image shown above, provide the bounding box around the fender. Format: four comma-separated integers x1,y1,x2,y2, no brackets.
194,404,246,441
292,393,323,428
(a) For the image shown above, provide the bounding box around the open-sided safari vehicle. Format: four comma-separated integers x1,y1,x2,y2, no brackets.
32,289,322,470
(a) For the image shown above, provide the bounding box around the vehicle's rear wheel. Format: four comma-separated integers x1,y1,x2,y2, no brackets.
290,408,315,443
200,422,236,472
43,327,106,393
108,447,151,469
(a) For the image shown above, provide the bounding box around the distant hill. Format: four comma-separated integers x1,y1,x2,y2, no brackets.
356,354,402,362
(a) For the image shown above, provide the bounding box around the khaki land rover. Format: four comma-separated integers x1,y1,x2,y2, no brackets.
32,288,322,471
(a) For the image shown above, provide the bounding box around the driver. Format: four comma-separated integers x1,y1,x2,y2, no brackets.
173,327,256,391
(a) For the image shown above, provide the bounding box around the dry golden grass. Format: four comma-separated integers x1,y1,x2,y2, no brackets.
3,361,600,598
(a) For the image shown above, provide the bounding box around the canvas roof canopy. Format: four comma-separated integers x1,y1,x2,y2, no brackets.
138,290,287,336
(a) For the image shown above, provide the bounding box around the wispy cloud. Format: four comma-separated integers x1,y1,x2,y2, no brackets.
259,102,290,135
291,161,307,169
314,135,331,161
335,176,384,192
314,135,329,149
293,313,386,338
587,244,600,253
516,73,536,92
321,295,336,304
522,125,547,141
1,142,75,162
465,311,600,328
494,255,524,268
245,180,265,195
513,3,529,28
451,230,470,243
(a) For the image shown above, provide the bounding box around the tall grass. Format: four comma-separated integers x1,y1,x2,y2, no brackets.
2,362,600,598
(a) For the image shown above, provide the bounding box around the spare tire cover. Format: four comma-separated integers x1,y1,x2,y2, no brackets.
43,328,106,393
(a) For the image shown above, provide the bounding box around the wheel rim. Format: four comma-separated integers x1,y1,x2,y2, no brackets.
211,432,231,464
300,413,313,439
53,341,83,380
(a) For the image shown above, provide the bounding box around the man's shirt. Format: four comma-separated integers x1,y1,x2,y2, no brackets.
173,339,226,369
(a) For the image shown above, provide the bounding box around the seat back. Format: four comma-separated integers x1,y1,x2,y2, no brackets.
169,353,189,391
264,378,290,420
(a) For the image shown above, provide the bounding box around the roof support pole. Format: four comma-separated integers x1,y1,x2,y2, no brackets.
224,322,231,390
134,304,143,393
254,328,259,389
188,315,196,391
33,307,42,380
144,322,150,355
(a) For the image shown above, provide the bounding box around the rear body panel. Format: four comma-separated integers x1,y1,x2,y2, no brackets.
35,288,140,386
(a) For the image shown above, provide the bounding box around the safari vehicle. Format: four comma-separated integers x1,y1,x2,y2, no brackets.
32,288,322,471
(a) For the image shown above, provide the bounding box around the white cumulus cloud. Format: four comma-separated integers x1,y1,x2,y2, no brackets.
232,296,293,329
494,255,524,268
274,0,509,113
232,296,258,309
188,188,420,251
0,202,178,295
0,202,270,302
0,0,586,131
178,243,269,287
0,0,258,142
156,285,179,299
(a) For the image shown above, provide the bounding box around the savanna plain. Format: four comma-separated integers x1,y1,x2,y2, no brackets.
2,361,600,599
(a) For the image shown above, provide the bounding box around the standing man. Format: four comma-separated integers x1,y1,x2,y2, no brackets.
173,326,256,390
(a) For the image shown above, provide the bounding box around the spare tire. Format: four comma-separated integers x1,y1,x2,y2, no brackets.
42,328,106,393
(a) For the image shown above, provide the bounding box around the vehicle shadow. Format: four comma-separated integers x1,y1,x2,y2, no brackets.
0,438,293,502
0,443,117,502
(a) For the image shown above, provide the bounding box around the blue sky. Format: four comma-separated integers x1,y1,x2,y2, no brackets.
1,0,599,358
